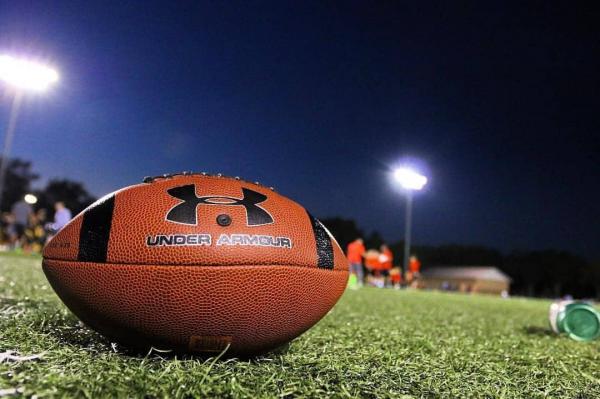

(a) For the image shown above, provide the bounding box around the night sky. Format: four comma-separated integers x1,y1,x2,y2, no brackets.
0,2,598,258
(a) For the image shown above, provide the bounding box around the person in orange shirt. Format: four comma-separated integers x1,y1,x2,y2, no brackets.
346,238,366,286
379,244,393,269
364,249,381,271
409,255,421,288
390,267,402,288
409,255,421,274
364,248,382,287
379,244,393,287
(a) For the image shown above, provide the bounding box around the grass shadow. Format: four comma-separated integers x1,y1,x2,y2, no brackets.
523,325,554,336
1,296,291,362
37,316,115,351
30,314,290,362
114,341,292,362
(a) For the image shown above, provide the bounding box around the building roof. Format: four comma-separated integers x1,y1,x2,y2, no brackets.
421,266,511,283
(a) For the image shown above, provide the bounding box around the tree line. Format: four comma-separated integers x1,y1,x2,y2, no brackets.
321,217,600,299
0,157,96,218
2,159,597,299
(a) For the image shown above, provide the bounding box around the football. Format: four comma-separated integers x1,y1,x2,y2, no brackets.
42,173,349,355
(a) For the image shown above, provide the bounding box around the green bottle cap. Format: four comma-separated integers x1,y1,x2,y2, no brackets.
560,303,600,342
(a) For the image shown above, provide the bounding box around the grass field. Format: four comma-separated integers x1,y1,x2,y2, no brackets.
0,253,599,398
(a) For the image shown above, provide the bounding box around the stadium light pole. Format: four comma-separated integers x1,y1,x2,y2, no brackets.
0,55,58,209
394,167,428,283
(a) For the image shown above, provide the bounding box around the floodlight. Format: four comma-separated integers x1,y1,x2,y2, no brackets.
24,193,38,204
0,54,60,208
0,55,59,92
391,165,429,283
394,167,428,190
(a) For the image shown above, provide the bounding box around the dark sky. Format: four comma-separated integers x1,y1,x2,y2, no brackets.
0,1,598,258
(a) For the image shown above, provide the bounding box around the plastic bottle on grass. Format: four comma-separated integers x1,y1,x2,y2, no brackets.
549,300,600,341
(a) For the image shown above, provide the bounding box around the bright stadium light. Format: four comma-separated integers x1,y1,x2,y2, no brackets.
0,54,59,210
392,166,428,283
24,194,38,205
0,55,59,92
394,167,428,190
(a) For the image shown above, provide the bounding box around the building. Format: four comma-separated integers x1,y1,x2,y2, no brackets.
419,266,511,295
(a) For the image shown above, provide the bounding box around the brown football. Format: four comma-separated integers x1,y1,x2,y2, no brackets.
42,173,349,355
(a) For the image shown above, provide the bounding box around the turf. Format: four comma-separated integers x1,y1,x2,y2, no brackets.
0,254,598,398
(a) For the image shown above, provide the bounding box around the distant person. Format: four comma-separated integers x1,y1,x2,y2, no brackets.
46,202,72,232
390,267,402,289
24,211,46,253
36,208,47,228
1,212,17,248
346,238,366,286
364,249,383,287
408,255,421,288
11,199,31,243
379,244,393,287
409,255,421,275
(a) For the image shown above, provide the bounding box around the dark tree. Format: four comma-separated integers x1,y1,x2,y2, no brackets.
317,216,599,298
420,245,503,267
36,179,96,218
385,243,503,269
320,217,363,251
503,250,545,297
504,250,589,298
364,231,385,250
586,260,600,299
0,158,39,212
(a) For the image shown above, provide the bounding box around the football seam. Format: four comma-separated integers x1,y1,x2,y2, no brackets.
42,258,349,271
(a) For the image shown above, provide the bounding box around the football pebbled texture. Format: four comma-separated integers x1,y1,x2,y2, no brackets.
42,173,349,355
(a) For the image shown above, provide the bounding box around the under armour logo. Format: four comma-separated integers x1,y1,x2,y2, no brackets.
165,184,273,226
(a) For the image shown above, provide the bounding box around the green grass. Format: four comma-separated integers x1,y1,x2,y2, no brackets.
0,253,598,398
